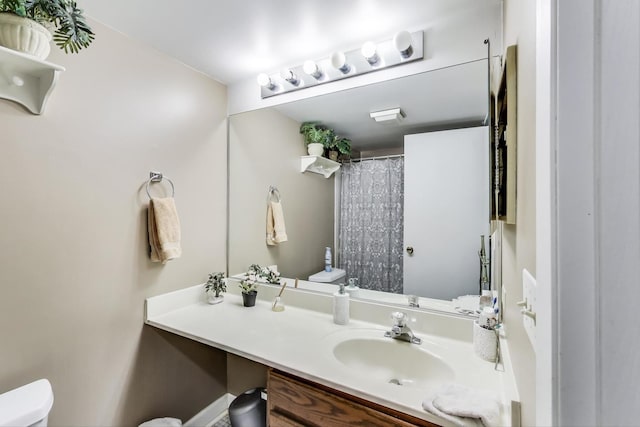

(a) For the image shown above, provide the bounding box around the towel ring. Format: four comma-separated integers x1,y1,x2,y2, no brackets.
146,172,175,199
268,186,281,202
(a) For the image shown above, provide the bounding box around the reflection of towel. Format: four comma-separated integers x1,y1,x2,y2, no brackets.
266,201,287,245
148,197,182,264
138,418,181,427
422,383,500,427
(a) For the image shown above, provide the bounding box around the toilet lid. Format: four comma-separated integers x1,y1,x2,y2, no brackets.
0,379,53,427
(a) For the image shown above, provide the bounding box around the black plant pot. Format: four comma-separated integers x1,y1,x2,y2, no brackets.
242,291,257,307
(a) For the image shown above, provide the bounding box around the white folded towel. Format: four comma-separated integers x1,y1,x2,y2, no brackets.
148,197,182,264
138,417,181,427
266,201,287,245
422,383,501,427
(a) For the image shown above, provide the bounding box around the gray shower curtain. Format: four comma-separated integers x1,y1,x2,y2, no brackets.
338,158,404,294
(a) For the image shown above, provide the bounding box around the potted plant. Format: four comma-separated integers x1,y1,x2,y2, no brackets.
0,0,95,60
204,272,226,305
327,135,352,161
300,122,334,157
239,264,261,307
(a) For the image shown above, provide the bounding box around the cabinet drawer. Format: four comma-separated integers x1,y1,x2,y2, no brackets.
267,369,439,427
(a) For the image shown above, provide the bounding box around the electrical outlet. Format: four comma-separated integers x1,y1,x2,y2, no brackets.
522,269,537,351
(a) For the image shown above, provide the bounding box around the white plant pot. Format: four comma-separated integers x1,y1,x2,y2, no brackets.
0,13,52,60
307,143,324,157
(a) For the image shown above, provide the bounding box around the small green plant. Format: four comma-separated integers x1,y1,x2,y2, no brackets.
299,122,334,147
239,264,261,294
328,135,352,156
204,272,226,297
0,0,95,53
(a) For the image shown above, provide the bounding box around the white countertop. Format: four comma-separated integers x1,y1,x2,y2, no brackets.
145,283,520,426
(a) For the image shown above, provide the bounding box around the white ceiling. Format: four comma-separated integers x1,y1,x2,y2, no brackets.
80,0,497,84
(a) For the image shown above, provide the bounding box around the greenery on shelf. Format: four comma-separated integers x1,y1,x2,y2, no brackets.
300,121,351,158
327,135,352,156
299,122,334,147
0,0,95,53
204,272,226,297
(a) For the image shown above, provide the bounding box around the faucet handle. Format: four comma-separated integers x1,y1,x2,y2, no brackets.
391,311,407,327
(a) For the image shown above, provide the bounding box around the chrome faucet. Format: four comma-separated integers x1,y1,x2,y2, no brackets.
384,312,422,344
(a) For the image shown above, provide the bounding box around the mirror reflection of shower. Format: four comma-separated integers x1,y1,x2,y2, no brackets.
337,155,404,294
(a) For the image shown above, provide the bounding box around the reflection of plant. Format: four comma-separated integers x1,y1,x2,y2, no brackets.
239,264,281,293
327,135,352,156
300,122,334,147
204,272,226,297
260,266,281,285
0,0,95,53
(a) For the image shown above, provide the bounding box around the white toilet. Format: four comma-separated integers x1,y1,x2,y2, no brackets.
308,268,346,284
0,379,54,427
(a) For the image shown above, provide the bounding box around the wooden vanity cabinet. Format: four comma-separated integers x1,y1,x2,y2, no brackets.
267,369,440,427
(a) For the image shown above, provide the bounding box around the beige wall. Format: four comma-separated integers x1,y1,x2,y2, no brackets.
228,109,334,279
502,1,537,425
0,20,228,426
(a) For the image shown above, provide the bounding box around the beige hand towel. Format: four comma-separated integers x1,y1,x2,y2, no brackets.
266,203,276,246
148,197,182,264
271,201,288,243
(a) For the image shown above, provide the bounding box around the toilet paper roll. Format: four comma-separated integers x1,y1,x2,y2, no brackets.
473,321,498,362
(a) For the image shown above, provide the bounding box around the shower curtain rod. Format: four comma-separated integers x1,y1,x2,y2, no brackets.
348,154,404,163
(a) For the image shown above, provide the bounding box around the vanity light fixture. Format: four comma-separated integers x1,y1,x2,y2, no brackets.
393,30,414,59
361,41,380,66
256,30,423,99
331,51,351,74
280,68,300,86
370,107,405,124
257,73,277,91
303,60,323,80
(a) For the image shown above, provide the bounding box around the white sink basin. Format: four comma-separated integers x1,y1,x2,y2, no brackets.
324,329,455,387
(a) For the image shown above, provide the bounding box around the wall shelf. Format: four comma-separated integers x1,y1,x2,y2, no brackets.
300,155,340,178
0,45,65,114
492,44,517,224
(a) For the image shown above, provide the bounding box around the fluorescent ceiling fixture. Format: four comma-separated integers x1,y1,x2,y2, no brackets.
369,108,405,123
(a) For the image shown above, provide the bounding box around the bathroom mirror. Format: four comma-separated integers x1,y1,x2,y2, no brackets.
228,59,494,312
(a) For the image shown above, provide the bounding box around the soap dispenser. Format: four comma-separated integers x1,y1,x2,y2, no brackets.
333,284,349,325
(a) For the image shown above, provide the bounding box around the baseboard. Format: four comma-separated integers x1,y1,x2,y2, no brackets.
184,393,236,427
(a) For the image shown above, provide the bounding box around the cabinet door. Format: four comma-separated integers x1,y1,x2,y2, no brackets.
268,369,439,427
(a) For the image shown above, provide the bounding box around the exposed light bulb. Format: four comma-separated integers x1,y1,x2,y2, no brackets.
303,60,323,79
361,41,380,66
393,30,413,59
280,68,300,86
256,73,276,90
330,51,351,74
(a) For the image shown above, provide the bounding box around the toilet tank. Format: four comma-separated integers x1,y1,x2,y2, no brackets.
308,268,346,284
0,379,53,427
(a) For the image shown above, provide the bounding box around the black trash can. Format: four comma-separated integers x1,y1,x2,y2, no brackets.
228,388,266,427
